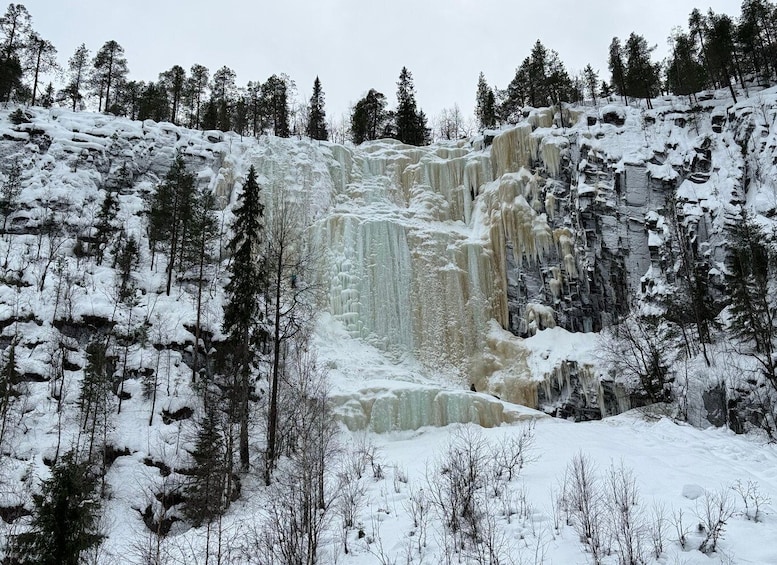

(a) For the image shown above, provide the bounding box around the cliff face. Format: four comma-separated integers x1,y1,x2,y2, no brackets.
0,90,773,435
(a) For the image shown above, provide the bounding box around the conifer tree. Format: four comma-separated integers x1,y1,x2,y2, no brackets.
350,89,388,144
0,158,22,233
0,3,30,102
26,32,57,107
475,72,497,129
666,31,708,102
185,64,209,129
137,81,170,122
222,165,266,472
93,188,118,266
262,74,290,137
726,213,777,389
61,44,89,111
623,33,661,109
0,340,20,449
583,65,599,105
77,339,112,462
159,65,186,124
39,81,53,107
705,11,739,102
307,76,328,141
91,40,129,113
187,187,218,384
608,37,628,104
395,66,421,144
183,406,229,526
149,154,195,295
7,451,103,565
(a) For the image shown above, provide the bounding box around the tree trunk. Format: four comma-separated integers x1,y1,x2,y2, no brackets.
31,44,41,107
266,247,284,484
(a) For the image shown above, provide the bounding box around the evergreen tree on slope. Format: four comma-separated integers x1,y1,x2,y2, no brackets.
7,451,103,565
307,76,328,141
222,165,267,471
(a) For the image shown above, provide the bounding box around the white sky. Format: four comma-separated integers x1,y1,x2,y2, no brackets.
24,0,740,123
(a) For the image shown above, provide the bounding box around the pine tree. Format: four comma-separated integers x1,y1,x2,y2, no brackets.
61,44,89,111
623,33,661,109
7,451,103,565
91,40,129,113
26,32,57,107
159,65,186,124
185,64,209,129
350,89,388,144
666,31,707,102
149,154,195,294
307,76,328,141
475,72,497,129
705,11,738,102
222,165,266,472
262,74,290,137
0,3,30,102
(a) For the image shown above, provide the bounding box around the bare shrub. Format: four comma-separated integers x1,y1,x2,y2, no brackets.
696,488,735,554
732,479,770,522
491,420,536,482
647,501,667,559
403,483,430,556
605,461,646,565
564,452,605,563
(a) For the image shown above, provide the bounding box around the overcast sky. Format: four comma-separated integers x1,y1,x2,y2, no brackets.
24,0,740,123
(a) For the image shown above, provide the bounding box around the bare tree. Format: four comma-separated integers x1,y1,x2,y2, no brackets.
264,193,320,482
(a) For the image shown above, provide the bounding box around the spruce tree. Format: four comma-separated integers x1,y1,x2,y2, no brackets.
222,165,266,471
93,188,118,265
583,65,599,105
77,339,112,462
475,72,497,129
395,66,421,145
307,76,328,141
726,213,777,389
608,37,628,104
0,340,20,449
183,406,229,526
7,451,103,565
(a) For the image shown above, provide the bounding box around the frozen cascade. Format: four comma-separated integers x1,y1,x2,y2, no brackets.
243,120,607,429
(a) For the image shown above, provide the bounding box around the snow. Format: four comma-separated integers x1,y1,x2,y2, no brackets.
0,86,777,563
